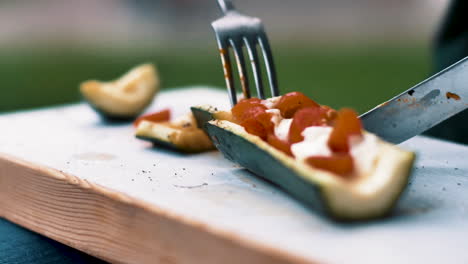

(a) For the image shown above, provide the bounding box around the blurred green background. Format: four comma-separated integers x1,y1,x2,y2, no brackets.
0,43,430,114
0,0,446,114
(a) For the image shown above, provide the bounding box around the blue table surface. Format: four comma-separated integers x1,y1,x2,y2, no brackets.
0,219,106,264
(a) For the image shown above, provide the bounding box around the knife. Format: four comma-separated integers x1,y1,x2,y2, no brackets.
360,56,468,144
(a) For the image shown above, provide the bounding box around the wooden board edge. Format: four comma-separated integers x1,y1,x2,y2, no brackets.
0,153,318,264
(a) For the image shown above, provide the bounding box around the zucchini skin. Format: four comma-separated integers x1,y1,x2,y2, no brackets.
135,135,182,153
193,106,326,214
191,106,218,131
192,106,415,221
136,134,213,154
206,122,327,214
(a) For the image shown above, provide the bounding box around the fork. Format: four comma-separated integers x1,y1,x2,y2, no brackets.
211,0,279,106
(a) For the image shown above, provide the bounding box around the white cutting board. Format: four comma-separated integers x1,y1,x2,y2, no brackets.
0,87,467,264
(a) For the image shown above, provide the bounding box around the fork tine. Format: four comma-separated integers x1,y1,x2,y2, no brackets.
229,38,251,100
244,37,265,99
258,33,279,97
216,38,237,105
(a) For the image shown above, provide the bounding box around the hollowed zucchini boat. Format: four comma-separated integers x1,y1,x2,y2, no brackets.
191,102,415,221
135,110,215,153
80,64,159,120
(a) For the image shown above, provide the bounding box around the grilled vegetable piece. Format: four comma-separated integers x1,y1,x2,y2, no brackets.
135,112,214,153
191,105,415,221
80,64,159,120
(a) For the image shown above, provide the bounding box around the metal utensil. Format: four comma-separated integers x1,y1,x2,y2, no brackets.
211,0,279,106
361,56,468,144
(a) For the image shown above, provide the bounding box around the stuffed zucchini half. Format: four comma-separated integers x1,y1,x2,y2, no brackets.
192,92,415,221
135,109,215,153
80,64,159,120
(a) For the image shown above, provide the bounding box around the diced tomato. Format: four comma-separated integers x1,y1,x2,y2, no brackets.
133,109,171,127
242,105,268,121
306,153,354,176
267,134,292,156
276,92,320,118
231,98,267,123
289,107,330,143
256,112,274,134
232,98,275,140
241,118,267,140
327,108,362,153
241,112,273,140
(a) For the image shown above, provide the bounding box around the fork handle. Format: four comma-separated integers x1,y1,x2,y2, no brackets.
217,0,235,14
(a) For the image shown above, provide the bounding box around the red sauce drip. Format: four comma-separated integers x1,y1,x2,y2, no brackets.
446,92,461,100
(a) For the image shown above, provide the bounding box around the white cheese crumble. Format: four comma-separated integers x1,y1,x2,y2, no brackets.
289,126,379,175
275,118,293,141
350,133,379,174
265,107,380,175
291,126,333,160
266,108,292,141
261,96,281,109
266,109,281,126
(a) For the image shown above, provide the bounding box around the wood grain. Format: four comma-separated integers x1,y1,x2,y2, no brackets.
0,154,315,264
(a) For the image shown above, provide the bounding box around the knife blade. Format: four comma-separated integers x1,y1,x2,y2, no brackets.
360,56,468,144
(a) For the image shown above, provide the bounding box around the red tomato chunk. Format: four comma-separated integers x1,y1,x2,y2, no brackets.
276,91,319,118
134,109,171,127
231,98,266,123
306,153,354,176
267,134,293,156
328,108,363,153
